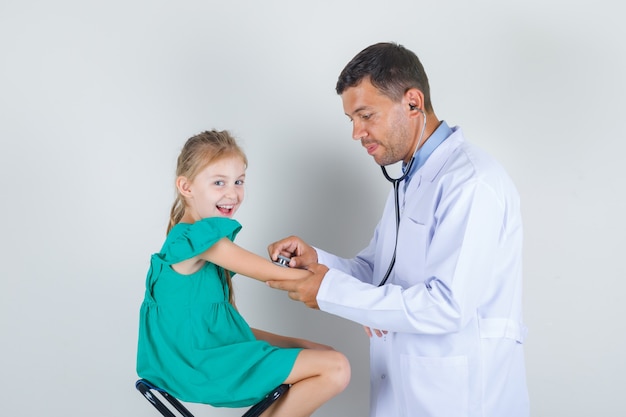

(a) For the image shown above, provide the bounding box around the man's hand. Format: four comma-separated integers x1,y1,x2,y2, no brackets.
364,326,388,338
267,263,329,309
268,235,317,269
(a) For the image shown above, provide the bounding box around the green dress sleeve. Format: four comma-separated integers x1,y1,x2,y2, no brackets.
157,217,242,264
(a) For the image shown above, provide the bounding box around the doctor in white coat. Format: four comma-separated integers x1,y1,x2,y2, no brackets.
268,42,529,417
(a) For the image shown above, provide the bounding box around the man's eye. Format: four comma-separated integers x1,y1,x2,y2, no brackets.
361,113,371,120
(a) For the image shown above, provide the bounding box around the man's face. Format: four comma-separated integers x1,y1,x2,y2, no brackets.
341,78,413,166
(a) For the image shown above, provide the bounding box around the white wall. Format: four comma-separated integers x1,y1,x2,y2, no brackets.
1,1,624,416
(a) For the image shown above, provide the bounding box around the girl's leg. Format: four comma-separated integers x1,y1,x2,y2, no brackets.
263,349,351,417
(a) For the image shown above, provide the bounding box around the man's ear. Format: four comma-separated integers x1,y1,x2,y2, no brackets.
403,88,425,112
176,176,193,198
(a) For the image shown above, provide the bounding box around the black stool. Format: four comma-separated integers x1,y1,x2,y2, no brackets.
135,379,289,417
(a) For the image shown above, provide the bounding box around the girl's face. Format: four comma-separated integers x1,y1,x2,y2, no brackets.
180,155,246,221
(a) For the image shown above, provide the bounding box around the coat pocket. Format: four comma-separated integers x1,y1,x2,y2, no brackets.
400,354,469,417
395,217,428,285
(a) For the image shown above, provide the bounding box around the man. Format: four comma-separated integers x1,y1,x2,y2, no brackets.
268,42,529,417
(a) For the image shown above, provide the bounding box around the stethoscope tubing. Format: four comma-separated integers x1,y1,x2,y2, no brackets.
378,109,426,286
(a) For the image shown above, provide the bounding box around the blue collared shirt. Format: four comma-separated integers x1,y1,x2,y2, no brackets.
402,120,453,187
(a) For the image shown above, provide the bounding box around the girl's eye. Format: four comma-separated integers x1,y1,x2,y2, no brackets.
214,180,225,186
235,180,244,186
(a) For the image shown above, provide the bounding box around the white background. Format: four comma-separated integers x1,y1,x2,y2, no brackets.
1,1,625,416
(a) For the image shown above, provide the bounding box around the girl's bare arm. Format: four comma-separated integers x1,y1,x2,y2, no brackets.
199,237,312,282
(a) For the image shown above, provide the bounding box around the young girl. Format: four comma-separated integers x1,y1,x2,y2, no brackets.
137,130,350,417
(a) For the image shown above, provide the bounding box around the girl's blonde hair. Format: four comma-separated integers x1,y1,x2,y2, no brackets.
168,129,247,305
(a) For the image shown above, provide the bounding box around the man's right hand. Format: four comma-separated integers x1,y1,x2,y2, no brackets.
268,235,317,269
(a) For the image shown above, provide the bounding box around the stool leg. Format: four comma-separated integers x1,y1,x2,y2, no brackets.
136,379,289,417
136,379,195,417
242,384,290,417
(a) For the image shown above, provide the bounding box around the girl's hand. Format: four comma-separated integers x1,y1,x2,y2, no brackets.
297,339,335,351
252,328,335,351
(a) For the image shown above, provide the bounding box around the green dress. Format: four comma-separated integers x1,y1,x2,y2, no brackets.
136,217,301,407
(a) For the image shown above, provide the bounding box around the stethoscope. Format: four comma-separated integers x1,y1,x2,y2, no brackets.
378,105,426,286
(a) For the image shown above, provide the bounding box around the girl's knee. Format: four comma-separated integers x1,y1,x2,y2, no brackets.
328,351,351,391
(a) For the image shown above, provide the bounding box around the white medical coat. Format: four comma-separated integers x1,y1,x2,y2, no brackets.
316,127,529,417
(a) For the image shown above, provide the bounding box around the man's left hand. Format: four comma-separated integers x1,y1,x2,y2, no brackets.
267,263,329,309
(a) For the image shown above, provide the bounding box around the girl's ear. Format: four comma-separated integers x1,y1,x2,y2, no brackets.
176,176,193,198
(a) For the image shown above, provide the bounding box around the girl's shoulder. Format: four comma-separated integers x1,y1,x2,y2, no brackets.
157,218,242,264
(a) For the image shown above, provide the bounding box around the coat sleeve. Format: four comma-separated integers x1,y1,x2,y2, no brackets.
315,224,378,286
317,177,510,335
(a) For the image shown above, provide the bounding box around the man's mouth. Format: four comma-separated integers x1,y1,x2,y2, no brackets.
363,142,379,155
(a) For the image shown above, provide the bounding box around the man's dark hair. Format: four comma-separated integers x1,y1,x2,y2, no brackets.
336,42,433,112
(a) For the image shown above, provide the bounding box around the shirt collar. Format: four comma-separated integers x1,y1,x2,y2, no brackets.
402,120,452,182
